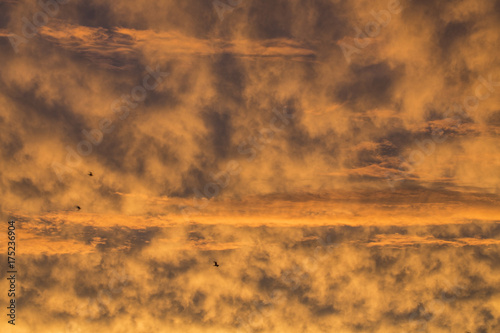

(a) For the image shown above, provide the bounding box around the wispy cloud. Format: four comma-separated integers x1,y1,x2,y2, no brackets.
1,0,500,332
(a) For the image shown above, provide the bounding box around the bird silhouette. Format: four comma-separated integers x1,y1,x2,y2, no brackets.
76,206,81,211
213,261,219,267
88,172,93,176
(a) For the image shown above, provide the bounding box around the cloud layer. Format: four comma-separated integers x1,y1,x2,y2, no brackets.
0,0,499,332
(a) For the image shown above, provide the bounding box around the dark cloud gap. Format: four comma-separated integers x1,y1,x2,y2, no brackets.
473,247,500,270
310,0,351,42
0,1,13,29
337,62,402,110
202,110,232,159
149,258,198,280
1,129,24,159
487,110,500,126
91,117,184,191
173,0,219,37
142,60,196,111
92,129,134,175
74,0,115,29
246,0,294,39
0,36,15,56
9,177,43,199
171,162,215,198
211,53,247,106
1,79,88,143
438,21,471,55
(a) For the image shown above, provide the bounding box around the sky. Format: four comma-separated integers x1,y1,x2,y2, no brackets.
0,0,499,332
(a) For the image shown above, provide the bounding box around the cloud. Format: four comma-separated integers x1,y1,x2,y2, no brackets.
1,0,500,331
2,217,499,332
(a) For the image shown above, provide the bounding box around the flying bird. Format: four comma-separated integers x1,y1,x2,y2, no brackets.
76,206,81,211
213,261,219,267
88,172,93,176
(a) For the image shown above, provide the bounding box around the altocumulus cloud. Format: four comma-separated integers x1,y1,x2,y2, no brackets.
0,0,499,332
